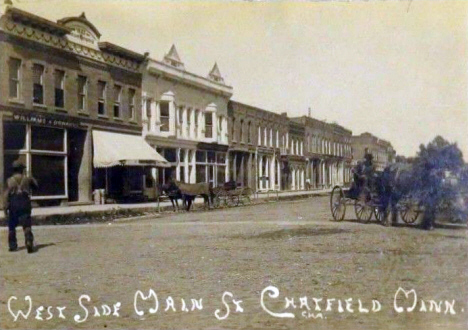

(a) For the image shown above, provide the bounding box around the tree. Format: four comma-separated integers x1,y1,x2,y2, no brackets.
412,136,465,229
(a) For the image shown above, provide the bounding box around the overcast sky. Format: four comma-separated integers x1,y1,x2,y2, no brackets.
11,0,468,160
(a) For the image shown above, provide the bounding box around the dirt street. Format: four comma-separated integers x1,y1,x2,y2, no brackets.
1,196,467,329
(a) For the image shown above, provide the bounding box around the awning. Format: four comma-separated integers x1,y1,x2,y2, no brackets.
92,130,170,168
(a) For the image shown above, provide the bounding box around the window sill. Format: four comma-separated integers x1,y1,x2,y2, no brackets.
33,103,47,109
97,114,109,119
78,111,90,117
55,107,67,113
9,98,25,105
114,117,124,122
129,119,138,125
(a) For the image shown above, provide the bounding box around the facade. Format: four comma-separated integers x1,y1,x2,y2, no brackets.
282,119,307,190
351,132,396,171
142,45,232,197
291,116,353,189
0,7,155,208
228,101,288,191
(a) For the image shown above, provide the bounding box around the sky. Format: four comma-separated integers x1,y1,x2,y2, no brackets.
9,0,468,160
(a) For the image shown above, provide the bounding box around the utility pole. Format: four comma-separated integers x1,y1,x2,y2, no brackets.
308,107,311,118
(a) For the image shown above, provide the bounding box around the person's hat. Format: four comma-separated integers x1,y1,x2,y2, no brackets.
12,160,26,170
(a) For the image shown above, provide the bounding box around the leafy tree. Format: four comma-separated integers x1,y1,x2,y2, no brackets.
411,136,465,229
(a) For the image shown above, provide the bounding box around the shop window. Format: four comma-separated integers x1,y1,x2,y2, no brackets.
4,154,27,183
33,64,44,105
113,85,122,118
54,70,65,108
217,152,226,164
144,168,154,188
97,81,106,115
31,155,65,196
179,166,185,182
31,126,64,152
217,166,225,186
205,112,213,138
196,150,206,162
164,148,177,163
9,58,21,99
208,151,216,163
129,88,136,120
196,165,206,183
4,123,26,150
77,75,88,111
160,101,170,132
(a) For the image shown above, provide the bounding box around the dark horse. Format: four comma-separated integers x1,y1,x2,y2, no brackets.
378,163,436,229
160,182,184,212
174,181,214,211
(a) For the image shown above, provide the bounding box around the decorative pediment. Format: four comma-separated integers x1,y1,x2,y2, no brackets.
58,12,101,49
208,62,224,83
163,44,185,69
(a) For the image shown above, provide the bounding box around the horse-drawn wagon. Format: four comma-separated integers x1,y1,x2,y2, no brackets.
329,165,423,225
212,181,253,208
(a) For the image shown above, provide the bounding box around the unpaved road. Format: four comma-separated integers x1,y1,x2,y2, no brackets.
1,196,467,329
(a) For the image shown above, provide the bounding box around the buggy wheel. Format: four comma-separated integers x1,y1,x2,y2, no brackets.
400,201,420,224
355,198,373,223
330,186,346,221
227,194,239,207
374,206,389,224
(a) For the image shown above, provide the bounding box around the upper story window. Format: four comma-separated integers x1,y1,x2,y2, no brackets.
264,127,267,146
97,81,107,116
258,126,261,145
128,88,136,120
247,122,251,143
239,120,244,143
160,101,170,132
231,118,236,141
54,70,65,108
32,64,44,105
113,85,122,118
77,75,88,111
145,98,152,130
205,112,213,138
9,58,22,99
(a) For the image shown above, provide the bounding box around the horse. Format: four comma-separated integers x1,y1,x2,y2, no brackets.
174,181,213,211
160,182,184,212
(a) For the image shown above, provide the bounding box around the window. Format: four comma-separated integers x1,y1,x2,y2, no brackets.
4,123,67,198
247,122,251,143
77,75,87,111
145,99,152,130
194,110,199,137
54,70,65,108
239,120,244,143
113,85,122,118
97,81,106,115
160,101,170,132
9,58,21,99
187,108,191,136
205,112,213,138
231,118,236,141
33,64,44,104
129,88,136,120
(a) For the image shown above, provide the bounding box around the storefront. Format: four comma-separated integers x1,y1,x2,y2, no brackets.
92,130,169,202
2,113,91,206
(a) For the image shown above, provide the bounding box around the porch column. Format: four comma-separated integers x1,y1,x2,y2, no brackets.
258,156,263,190
184,149,189,183
176,148,181,181
277,158,281,190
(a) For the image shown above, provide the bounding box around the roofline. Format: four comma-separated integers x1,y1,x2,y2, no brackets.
5,7,71,36
57,15,101,38
98,41,146,63
146,58,233,97
229,100,285,118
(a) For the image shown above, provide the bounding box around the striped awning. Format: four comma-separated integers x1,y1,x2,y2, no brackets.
92,130,170,168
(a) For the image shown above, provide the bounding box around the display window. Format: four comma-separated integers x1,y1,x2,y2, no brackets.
3,123,67,199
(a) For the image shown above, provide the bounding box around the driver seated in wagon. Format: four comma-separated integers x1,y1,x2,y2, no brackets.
348,153,376,199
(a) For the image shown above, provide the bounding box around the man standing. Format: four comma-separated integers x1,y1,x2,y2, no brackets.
4,160,38,253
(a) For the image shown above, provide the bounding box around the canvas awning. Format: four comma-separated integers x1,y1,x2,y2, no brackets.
92,130,170,168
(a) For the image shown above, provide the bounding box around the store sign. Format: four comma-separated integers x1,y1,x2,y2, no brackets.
13,113,80,128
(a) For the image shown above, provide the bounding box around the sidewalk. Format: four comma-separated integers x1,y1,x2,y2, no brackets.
0,188,332,223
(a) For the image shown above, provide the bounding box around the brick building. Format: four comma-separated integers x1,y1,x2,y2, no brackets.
0,6,165,208
141,45,232,196
351,132,396,171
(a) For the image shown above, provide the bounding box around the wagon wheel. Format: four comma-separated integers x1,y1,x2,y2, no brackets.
400,199,420,224
330,186,346,221
354,191,373,223
226,192,240,207
374,206,389,224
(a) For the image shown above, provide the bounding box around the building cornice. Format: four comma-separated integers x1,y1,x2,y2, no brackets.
146,59,233,98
